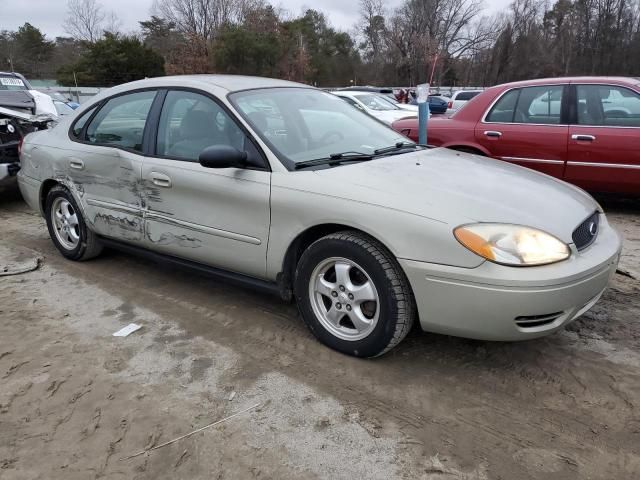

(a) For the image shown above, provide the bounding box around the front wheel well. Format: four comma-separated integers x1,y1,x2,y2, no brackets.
278,224,394,301
447,145,487,156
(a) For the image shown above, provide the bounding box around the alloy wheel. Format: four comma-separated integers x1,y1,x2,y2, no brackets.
308,257,380,341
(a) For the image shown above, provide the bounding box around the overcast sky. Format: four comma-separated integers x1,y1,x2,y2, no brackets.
2,0,511,39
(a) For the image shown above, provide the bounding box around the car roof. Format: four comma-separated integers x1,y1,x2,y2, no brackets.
100,75,309,95
492,76,640,90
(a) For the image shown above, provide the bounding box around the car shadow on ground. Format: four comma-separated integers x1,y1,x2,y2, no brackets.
594,193,640,214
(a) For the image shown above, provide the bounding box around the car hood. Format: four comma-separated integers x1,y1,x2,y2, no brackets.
311,148,598,243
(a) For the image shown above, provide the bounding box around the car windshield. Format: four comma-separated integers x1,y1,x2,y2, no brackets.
353,93,400,111
0,75,27,91
230,87,412,168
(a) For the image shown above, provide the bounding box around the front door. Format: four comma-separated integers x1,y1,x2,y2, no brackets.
141,89,271,279
475,84,569,178
565,84,640,194
65,90,157,243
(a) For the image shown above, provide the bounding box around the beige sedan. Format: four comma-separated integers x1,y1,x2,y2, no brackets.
18,75,621,357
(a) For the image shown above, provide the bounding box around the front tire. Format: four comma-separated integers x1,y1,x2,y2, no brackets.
45,185,103,261
294,231,415,357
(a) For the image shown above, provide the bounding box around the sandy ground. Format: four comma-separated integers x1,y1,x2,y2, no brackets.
1,184,639,480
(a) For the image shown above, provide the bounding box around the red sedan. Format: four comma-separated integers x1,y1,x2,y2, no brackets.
392,77,640,195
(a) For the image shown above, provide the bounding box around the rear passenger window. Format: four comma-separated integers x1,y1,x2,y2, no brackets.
486,89,520,123
577,85,640,127
523,86,563,123
486,86,563,124
85,90,156,151
71,105,97,138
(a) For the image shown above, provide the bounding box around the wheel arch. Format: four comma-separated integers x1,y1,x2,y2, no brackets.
443,143,490,156
277,223,400,301
39,178,61,215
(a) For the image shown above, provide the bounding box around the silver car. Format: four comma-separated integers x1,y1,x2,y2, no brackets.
17,76,622,357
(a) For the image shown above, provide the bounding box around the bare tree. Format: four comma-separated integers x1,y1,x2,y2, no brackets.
64,0,106,42
104,11,123,35
155,0,242,46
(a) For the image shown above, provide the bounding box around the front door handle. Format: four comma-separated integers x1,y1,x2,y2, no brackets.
484,130,502,138
150,172,172,188
69,159,84,170
571,134,596,142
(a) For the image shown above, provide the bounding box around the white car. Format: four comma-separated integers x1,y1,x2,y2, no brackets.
384,95,419,113
332,91,416,124
447,90,483,113
17,75,621,357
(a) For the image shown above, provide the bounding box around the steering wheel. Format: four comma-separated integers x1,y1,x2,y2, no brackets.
318,130,344,144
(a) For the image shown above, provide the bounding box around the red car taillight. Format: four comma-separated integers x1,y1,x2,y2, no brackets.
447,101,452,109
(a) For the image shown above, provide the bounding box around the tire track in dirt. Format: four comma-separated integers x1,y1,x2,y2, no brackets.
2,199,639,478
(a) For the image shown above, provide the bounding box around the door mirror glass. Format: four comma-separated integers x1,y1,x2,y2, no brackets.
199,145,247,169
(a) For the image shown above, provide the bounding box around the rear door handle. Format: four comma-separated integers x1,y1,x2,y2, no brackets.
484,130,502,138
150,172,172,188
571,134,596,142
69,159,84,170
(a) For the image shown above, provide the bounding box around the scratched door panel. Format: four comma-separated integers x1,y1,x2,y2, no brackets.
141,157,271,279
61,144,145,243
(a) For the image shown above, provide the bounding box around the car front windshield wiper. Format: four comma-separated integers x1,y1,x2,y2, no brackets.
294,151,374,170
373,141,421,155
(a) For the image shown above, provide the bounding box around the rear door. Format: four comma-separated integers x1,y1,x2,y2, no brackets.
475,85,568,178
67,89,157,243
141,89,271,278
565,83,640,194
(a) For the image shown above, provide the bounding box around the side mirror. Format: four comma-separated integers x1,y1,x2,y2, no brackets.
199,145,247,169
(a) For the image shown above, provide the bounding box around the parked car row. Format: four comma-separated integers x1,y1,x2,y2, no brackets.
335,86,452,114
17,75,622,358
393,76,640,195
332,90,418,125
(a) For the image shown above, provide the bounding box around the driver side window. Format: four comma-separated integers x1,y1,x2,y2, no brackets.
156,90,245,161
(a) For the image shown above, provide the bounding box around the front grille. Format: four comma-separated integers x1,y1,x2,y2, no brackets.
572,212,599,251
515,312,564,329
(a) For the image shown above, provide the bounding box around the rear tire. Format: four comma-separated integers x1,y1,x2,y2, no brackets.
45,185,103,261
294,231,415,357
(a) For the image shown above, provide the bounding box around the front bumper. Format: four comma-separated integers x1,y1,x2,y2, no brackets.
400,216,622,341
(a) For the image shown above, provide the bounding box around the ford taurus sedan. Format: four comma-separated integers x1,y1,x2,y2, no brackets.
18,75,622,357
392,77,640,195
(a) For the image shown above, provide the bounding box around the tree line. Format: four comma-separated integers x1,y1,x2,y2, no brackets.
0,0,639,88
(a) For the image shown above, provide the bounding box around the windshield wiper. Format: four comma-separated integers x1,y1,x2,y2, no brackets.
373,141,421,155
294,151,374,170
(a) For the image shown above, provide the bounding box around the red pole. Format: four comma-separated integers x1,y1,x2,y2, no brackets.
429,53,439,86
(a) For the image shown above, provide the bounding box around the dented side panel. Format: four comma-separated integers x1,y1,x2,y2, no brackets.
141,156,271,279
57,144,145,243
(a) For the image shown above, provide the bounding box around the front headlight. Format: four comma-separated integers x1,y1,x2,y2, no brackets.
454,224,570,266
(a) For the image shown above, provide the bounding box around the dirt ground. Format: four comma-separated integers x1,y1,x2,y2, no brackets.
0,184,639,480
